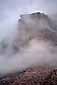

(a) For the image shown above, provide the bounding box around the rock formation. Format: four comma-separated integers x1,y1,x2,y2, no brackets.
15,12,57,50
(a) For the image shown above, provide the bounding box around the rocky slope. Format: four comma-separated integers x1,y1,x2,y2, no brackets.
0,66,57,85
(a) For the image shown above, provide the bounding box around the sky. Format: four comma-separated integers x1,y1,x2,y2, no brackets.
0,0,57,40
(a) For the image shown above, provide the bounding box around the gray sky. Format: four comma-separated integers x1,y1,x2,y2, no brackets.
0,0,57,40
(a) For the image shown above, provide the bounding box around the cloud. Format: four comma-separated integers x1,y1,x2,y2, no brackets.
0,39,57,75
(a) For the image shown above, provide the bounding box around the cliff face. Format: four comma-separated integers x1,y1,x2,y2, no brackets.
16,12,57,49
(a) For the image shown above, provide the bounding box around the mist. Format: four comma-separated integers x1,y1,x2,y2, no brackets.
0,0,57,76
0,38,57,75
